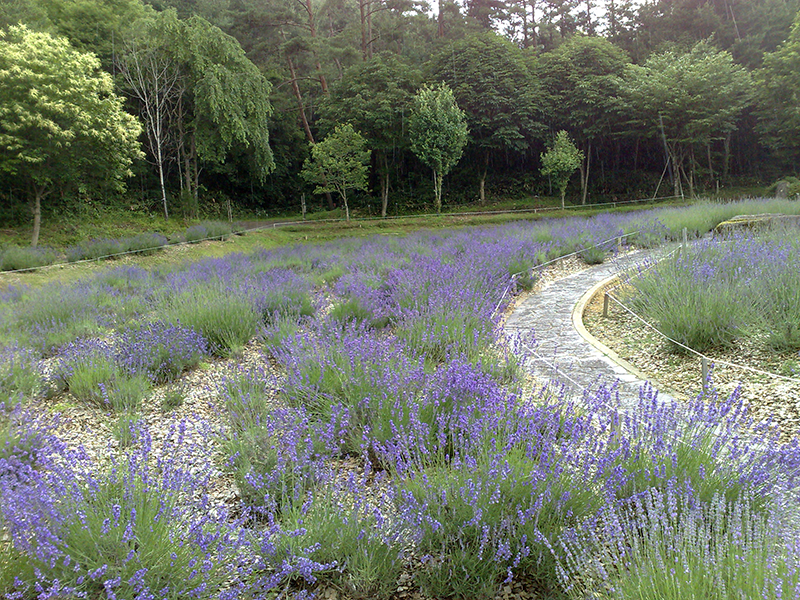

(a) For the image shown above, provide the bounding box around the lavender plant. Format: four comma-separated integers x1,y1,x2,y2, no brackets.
0,422,250,599
0,245,58,271
557,483,800,600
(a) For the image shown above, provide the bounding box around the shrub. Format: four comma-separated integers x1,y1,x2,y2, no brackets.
58,339,151,412
557,485,800,600
65,238,124,262
0,246,57,272
165,287,260,357
116,321,208,383
0,346,41,406
122,232,168,255
0,422,248,599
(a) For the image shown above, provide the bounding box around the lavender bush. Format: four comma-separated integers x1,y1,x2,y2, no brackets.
557,483,800,600
2,199,800,599
625,232,800,352
0,422,250,599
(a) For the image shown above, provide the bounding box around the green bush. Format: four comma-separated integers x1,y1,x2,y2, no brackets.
165,288,260,357
0,246,57,272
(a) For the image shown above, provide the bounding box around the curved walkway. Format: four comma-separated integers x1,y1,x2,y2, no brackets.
504,250,675,410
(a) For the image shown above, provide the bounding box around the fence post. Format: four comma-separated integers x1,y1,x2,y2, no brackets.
701,357,709,394
603,292,610,318
682,227,688,247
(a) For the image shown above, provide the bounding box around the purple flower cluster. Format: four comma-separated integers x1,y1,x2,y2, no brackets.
3,203,800,597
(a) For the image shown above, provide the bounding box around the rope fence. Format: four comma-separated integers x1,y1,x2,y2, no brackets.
600,231,800,390
491,229,645,318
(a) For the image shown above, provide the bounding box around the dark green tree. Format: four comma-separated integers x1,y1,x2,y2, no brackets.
755,11,800,167
318,54,421,217
620,42,753,198
428,32,543,204
536,35,629,203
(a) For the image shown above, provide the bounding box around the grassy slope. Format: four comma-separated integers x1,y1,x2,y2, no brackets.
0,197,699,291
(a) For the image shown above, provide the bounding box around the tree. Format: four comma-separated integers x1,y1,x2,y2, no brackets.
318,55,421,217
620,42,753,197
408,84,468,214
116,14,185,220
301,123,370,221
541,130,583,209
118,12,275,214
428,32,543,204
175,15,275,207
536,36,629,204
0,26,142,246
755,11,800,166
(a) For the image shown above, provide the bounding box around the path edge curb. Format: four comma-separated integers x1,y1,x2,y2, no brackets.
571,273,652,382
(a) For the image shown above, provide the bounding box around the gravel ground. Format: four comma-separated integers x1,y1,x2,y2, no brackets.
583,283,800,440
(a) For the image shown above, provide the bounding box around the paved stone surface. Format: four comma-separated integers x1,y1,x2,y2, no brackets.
505,250,673,411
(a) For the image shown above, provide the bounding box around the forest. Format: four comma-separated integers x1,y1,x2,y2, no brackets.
2,0,800,237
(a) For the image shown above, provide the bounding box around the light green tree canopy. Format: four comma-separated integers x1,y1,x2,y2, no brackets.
408,83,468,214
540,130,584,209
0,25,143,246
301,123,370,222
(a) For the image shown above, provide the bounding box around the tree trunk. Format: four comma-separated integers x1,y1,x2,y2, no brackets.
581,139,591,205
479,150,489,205
438,0,444,37
343,189,350,221
380,152,389,217
31,185,46,248
560,189,565,209
286,53,334,210
157,146,169,220
434,170,443,214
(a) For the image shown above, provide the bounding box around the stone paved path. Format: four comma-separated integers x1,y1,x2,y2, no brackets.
504,250,674,411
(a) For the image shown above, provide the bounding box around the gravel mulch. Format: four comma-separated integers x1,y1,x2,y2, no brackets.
583,283,800,440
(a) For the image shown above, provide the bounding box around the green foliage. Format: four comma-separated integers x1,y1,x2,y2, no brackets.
0,25,143,247
274,488,405,600
165,289,260,357
0,246,57,271
620,42,753,196
0,348,40,407
111,412,142,448
408,84,469,214
540,131,584,208
302,123,371,222
756,12,800,164
161,384,186,411
428,33,543,202
65,357,150,412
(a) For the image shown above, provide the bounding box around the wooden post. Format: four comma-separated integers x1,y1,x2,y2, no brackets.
701,357,709,394
603,292,610,318
682,227,688,247
301,193,306,220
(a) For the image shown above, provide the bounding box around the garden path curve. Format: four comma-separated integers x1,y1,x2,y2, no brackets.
504,250,675,412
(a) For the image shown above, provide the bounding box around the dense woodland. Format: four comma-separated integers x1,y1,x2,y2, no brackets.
2,0,800,235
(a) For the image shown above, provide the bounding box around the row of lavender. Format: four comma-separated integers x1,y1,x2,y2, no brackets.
0,221,235,272
1,200,799,599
